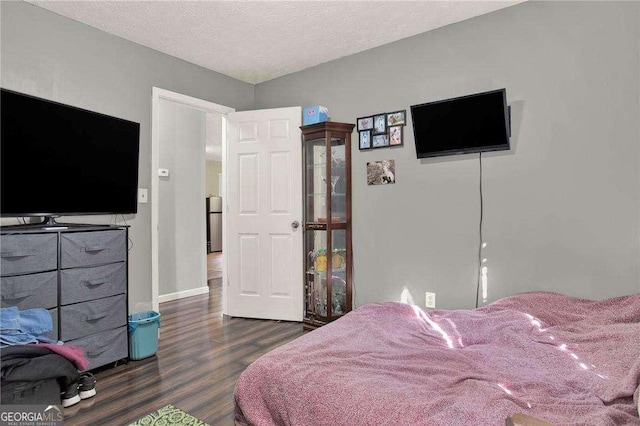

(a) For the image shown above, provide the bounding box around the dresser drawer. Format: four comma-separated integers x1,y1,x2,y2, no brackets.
0,271,57,310
60,294,126,341
0,234,57,276
60,230,126,268
68,326,128,371
60,263,126,305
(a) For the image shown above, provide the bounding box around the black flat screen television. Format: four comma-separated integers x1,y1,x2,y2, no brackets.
1,89,140,219
411,89,510,159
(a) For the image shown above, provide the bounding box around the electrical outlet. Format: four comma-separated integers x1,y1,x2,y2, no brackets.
425,292,436,308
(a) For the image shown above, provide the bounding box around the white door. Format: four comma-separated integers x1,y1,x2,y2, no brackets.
227,107,303,321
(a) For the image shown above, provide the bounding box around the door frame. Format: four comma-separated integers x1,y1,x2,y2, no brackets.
151,87,235,312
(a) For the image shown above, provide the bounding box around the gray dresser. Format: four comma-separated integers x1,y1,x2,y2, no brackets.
0,225,129,370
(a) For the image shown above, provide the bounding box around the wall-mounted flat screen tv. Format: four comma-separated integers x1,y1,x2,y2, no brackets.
1,89,140,219
411,88,510,159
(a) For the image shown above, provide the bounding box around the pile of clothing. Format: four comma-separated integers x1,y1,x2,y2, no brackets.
1,306,97,407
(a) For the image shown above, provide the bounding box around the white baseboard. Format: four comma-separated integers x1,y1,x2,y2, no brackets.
159,286,209,304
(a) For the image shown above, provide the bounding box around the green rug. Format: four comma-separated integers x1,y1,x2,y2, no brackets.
128,404,210,426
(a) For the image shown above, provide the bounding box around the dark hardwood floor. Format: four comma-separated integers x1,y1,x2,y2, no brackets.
208,251,223,281
64,274,305,425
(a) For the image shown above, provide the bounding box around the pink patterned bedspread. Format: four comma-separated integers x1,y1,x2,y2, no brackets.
234,292,640,425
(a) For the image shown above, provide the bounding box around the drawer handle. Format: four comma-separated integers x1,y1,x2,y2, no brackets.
87,344,110,357
84,245,107,253
1,290,35,300
86,312,109,322
84,279,107,287
1,251,34,258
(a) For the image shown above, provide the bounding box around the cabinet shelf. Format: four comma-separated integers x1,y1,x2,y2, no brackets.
307,193,346,197
306,163,347,170
306,267,347,276
305,222,347,231
306,162,326,169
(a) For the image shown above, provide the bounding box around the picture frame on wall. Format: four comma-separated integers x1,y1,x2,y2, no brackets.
372,134,389,148
389,125,403,146
357,116,374,131
359,130,372,150
367,160,395,185
373,114,387,135
387,110,406,126
357,109,408,151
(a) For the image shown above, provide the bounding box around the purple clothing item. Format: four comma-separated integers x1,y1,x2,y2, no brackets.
34,343,89,371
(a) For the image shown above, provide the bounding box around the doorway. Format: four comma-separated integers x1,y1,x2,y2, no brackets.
151,92,304,321
205,112,224,288
151,88,234,312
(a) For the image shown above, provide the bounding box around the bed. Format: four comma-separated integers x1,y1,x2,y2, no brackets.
234,292,640,425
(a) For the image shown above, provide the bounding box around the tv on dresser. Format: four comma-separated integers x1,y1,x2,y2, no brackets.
1,89,140,224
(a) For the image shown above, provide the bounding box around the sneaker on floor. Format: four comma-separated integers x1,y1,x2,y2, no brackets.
62,382,80,408
78,372,96,400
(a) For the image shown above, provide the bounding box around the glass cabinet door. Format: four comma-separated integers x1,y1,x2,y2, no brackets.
304,138,328,224
302,122,354,329
329,139,346,223
304,136,347,225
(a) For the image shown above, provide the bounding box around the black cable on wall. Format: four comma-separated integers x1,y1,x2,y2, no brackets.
475,153,484,309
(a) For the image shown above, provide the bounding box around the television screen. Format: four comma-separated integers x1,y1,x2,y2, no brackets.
411,89,510,159
1,89,140,217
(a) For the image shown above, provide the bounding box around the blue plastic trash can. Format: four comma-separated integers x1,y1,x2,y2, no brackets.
128,311,161,360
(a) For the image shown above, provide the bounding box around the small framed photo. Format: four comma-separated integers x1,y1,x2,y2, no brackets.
387,110,406,126
372,134,389,148
357,116,373,131
373,114,387,135
389,125,403,146
359,130,372,150
367,160,395,185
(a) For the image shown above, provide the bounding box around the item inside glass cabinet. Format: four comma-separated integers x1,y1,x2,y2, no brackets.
332,276,346,315
316,253,327,272
332,250,345,270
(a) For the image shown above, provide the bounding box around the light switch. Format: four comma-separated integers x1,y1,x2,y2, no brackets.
138,188,148,203
158,168,169,177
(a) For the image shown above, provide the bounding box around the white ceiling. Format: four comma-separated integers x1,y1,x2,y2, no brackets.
26,0,526,85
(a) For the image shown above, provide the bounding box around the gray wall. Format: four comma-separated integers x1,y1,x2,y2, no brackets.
158,100,207,297
206,161,223,197
3,1,639,312
1,1,254,309
255,1,640,308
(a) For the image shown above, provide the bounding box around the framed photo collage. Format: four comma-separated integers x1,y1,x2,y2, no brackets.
357,110,406,150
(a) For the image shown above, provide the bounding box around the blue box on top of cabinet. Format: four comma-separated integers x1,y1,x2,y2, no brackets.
303,106,328,125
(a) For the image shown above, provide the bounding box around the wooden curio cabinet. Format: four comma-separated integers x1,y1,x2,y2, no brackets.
301,121,354,331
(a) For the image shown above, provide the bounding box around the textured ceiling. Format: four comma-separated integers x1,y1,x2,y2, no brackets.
26,0,526,85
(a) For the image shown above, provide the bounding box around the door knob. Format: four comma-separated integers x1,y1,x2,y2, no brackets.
291,220,300,229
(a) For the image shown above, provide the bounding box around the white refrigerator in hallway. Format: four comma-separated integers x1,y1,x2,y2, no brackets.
207,196,222,253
